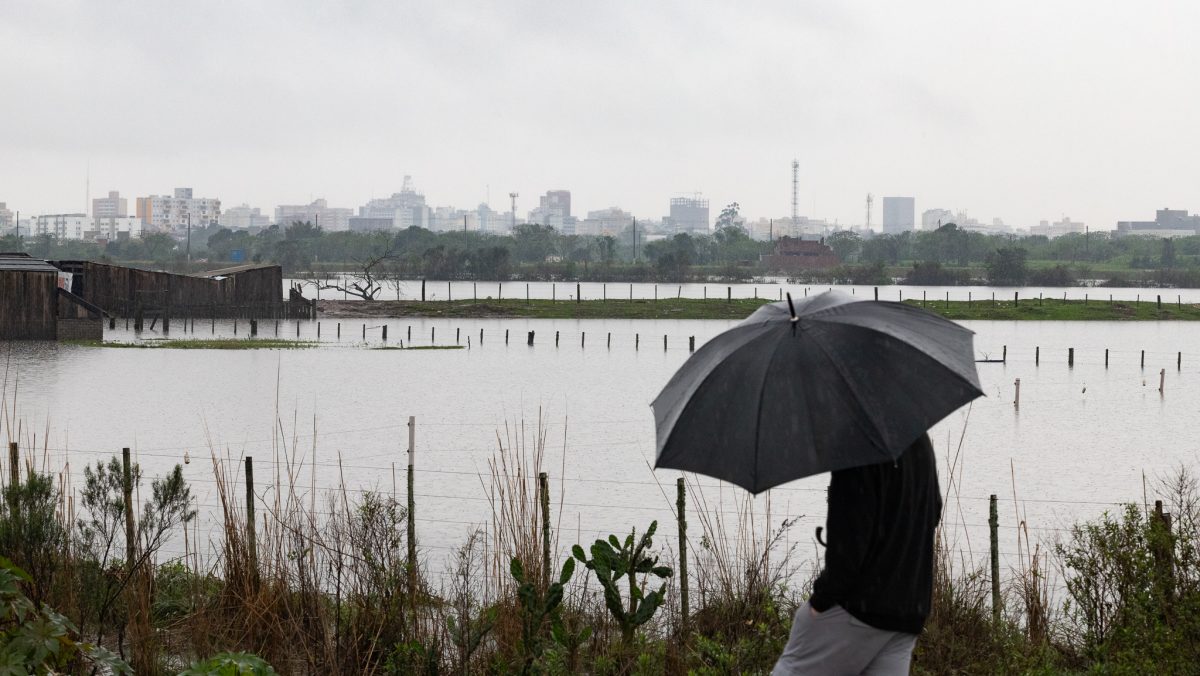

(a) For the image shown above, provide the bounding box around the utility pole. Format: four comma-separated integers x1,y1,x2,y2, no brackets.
632,218,638,262
186,212,192,262
791,159,799,233
866,193,874,231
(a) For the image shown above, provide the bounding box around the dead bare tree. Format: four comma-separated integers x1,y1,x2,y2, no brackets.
320,244,396,301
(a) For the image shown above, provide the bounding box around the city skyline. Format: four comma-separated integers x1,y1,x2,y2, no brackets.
3,1,1198,228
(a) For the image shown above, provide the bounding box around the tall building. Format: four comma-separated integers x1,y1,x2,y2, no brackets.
921,208,954,230
1115,208,1200,238
0,202,12,231
664,196,709,234
275,198,352,231
881,197,915,234
90,216,143,240
136,187,220,233
540,190,571,219
220,204,272,229
475,203,508,233
577,207,633,237
430,206,478,232
356,176,430,230
92,190,128,219
34,214,89,240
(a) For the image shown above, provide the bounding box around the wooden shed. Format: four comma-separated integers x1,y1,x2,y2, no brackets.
0,254,105,340
0,254,59,339
77,261,312,319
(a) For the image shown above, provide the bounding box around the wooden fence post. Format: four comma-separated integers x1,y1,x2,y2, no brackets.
1105,348,1109,368
677,477,690,631
7,443,18,517
1035,346,1039,366
1068,347,1074,367
539,472,551,578
527,331,534,346
245,457,257,576
689,336,695,353
1014,378,1020,409
989,494,1000,624
407,417,417,597
1159,368,1166,395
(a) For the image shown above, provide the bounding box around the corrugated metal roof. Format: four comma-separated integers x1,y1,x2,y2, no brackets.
192,263,277,278
0,255,59,273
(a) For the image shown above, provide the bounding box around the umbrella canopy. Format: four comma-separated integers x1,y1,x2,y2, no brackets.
652,290,983,494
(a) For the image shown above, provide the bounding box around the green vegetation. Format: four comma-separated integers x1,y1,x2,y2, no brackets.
319,296,1200,321
6,417,1200,673
9,216,1200,286
67,338,319,350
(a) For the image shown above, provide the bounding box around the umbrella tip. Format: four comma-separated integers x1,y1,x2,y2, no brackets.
785,293,798,322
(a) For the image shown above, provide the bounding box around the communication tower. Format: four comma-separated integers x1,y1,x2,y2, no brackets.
509,192,519,231
791,159,799,231
866,193,874,231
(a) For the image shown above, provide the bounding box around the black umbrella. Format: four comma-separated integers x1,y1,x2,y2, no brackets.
652,290,983,494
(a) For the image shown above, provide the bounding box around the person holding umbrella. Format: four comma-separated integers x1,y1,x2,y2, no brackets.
652,291,983,674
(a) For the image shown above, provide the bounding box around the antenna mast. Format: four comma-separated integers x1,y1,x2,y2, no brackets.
866,193,874,231
791,159,799,236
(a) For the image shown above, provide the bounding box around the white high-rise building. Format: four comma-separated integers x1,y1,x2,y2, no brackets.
275,198,352,231
356,176,430,230
881,197,915,234
577,207,634,237
136,188,220,233
0,202,13,231
33,214,142,240
92,190,128,218
220,204,272,229
921,208,954,230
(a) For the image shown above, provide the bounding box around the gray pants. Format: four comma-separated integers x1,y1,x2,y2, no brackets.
772,603,917,675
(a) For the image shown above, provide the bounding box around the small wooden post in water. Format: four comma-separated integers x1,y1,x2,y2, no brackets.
421,279,426,302
527,331,534,346
1105,348,1109,368
636,333,640,350
577,283,581,303
480,328,484,344
1014,291,1019,307
607,332,611,349
317,322,321,339
689,336,695,353
1178,352,1182,371
296,321,300,338
539,472,551,577
431,326,435,343
1068,347,1074,367
1160,368,1166,394
250,320,258,337
1003,345,1007,363
663,335,667,351
406,417,417,597
581,332,585,348
989,494,1000,624
337,322,341,339
383,326,388,342
1014,378,1021,409
245,457,257,575
505,329,509,345
874,287,878,301
677,477,690,630
1142,350,1146,368
456,327,460,344
555,331,559,347
1035,346,1039,366
727,286,731,303
1158,295,1162,310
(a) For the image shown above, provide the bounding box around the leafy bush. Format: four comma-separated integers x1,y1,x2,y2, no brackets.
180,651,277,676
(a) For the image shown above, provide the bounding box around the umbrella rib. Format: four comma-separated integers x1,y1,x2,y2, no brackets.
751,332,790,493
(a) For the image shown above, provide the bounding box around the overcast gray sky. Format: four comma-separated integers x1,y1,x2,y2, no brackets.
2,0,1197,229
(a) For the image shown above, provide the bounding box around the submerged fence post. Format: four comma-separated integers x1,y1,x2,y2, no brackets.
1035,346,1039,366
539,472,551,578
245,456,257,576
689,336,695,353
407,417,417,597
1002,345,1007,363
577,282,581,303
1159,368,1166,395
1068,347,1074,367
1014,378,1021,409
1105,348,1109,368
677,477,690,631
989,494,1000,624
527,331,535,346
1141,350,1146,368
607,332,611,349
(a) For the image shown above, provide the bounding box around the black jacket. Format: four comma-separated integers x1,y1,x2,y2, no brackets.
808,434,942,634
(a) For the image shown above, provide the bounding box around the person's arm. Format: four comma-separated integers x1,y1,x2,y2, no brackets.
809,465,879,611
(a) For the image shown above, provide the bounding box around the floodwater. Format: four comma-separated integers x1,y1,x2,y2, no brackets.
288,277,1200,305
4,316,1199,588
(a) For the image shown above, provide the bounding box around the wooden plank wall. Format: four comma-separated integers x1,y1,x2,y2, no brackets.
0,270,57,339
81,263,291,317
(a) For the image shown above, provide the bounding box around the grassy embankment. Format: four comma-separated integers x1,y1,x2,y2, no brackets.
318,297,1200,321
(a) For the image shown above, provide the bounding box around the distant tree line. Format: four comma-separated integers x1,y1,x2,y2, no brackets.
4,219,1200,286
